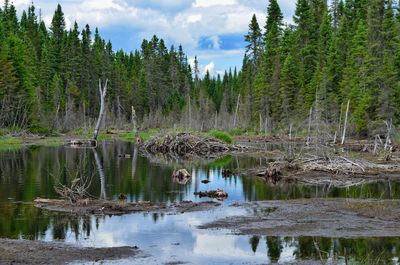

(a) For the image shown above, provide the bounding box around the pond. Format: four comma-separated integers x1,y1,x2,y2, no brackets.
1,141,400,264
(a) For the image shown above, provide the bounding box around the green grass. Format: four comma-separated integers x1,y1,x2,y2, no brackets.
0,137,22,145
0,137,23,151
118,129,160,142
207,155,233,167
42,137,65,143
207,130,233,144
394,132,400,145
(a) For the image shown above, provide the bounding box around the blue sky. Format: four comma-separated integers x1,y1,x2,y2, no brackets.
13,0,297,75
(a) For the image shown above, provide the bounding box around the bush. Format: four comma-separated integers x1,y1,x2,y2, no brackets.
207,130,233,144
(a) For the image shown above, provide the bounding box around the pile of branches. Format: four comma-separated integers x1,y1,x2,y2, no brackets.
297,155,400,175
141,133,248,157
54,159,94,204
54,176,93,204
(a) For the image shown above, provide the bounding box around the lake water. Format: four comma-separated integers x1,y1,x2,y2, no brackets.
1,141,400,264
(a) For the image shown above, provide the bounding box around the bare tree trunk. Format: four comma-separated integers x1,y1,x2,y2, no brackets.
214,111,218,129
341,99,350,145
188,95,192,129
384,119,392,151
93,79,108,141
83,103,87,133
289,123,293,140
117,95,122,128
307,107,313,145
233,94,240,128
259,113,263,134
131,106,137,136
334,104,343,144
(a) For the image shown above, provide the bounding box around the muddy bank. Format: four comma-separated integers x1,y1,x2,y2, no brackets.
0,238,142,265
200,198,400,238
34,198,221,215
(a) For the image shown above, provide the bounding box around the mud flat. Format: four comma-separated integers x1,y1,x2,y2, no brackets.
200,198,400,238
34,198,221,215
0,238,143,265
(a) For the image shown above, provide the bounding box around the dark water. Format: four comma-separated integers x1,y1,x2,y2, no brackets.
1,141,400,264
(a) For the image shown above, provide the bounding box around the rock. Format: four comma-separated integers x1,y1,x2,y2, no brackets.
201,179,211,184
173,169,192,185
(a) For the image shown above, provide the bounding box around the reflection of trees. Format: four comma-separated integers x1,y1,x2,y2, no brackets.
241,176,400,201
93,148,106,200
266,236,283,262
132,146,138,178
245,236,400,263
249,235,260,253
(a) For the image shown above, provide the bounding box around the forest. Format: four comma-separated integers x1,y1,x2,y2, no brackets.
0,0,399,138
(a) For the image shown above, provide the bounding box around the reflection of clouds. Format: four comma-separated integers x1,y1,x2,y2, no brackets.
278,239,297,263
194,234,269,261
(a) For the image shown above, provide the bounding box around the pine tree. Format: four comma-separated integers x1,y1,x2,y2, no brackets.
244,14,262,66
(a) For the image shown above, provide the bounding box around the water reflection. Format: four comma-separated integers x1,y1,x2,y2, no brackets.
1,142,400,263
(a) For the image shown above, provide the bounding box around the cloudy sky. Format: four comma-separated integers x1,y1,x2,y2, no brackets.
13,0,297,75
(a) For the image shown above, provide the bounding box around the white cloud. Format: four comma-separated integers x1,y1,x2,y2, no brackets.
204,61,215,75
13,0,297,74
192,0,237,8
187,14,202,23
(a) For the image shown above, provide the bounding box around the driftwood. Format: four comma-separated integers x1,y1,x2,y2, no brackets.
194,189,228,200
172,169,192,185
141,133,249,157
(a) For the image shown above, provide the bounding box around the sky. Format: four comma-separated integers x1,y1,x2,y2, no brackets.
12,0,297,76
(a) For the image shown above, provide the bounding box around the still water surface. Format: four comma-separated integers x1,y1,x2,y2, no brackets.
1,141,400,264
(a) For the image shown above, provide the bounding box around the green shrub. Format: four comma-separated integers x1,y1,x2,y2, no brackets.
207,130,233,144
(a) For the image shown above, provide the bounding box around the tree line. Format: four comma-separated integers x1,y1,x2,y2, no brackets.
0,0,242,133
242,0,400,136
0,0,399,137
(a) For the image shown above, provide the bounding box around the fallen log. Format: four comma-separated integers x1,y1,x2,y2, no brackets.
194,189,228,200
68,139,97,148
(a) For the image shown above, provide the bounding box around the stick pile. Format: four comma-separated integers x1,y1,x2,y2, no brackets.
141,133,248,156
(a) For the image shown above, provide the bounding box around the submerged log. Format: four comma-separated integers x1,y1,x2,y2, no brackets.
194,189,228,200
69,139,97,148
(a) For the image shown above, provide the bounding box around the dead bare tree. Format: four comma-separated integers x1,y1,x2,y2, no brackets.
341,99,350,145
131,106,138,136
93,79,108,142
233,94,240,128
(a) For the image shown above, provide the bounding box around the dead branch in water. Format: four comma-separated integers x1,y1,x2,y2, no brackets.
54,157,94,204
